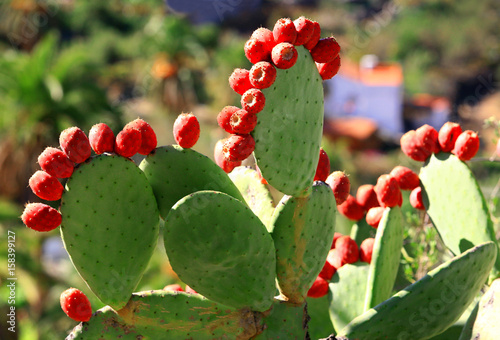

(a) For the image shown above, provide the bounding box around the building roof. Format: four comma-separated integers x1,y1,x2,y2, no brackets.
339,58,403,87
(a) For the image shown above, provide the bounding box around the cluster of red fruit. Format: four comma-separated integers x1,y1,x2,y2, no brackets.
307,234,374,298
401,122,479,162
215,17,341,173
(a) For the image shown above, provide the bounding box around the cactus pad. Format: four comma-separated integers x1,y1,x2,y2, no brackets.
365,207,404,310
271,181,336,303
254,298,307,339
338,241,497,340
350,217,376,245
306,296,335,340
253,46,324,197
229,166,275,230
419,153,500,269
164,191,276,312
139,145,245,218
61,154,160,309
468,279,500,339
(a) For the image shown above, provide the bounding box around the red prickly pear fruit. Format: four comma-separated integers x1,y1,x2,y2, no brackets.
125,119,157,155
326,171,350,205
314,148,330,182
217,106,240,133
318,260,336,281
173,113,200,149
334,235,359,265
115,127,142,158
438,122,462,152
331,232,343,249
22,203,62,232
230,109,257,134
390,166,420,191
244,39,270,64
452,130,480,161
249,61,277,89
327,249,343,269
271,42,298,69
229,68,253,95
214,139,241,173
60,288,92,322
89,123,115,155
397,188,403,207
59,127,91,164
374,174,401,208
185,285,198,294
310,37,341,64
360,238,375,264
400,130,431,162
250,28,276,55
338,195,365,221
366,206,385,228
29,170,64,201
273,18,297,45
303,21,321,50
410,186,425,210
356,184,379,211
293,16,315,46
307,276,329,298
163,284,184,292
38,147,74,178
317,56,341,81
241,88,266,114
222,134,255,162
416,124,440,154
256,165,268,185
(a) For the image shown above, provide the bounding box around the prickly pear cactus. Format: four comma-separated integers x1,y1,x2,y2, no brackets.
467,278,500,339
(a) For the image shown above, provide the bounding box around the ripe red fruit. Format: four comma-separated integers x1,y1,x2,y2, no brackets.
356,184,379,211
173,113,200,149
326,171,350,205
390,166,420,191
249,62,277,89
250,28,276,55
303,21,321,50
337,195,365,221
22,203,62,232
366,207,385,228
273,18,297,44
214,139,241,173
452,130,480,161
241,88,266,114
244,39,270,64
293,17,314,46
318,260,336,281
327,249,343,269
310,37,341,64
331,232,343,249
229,109,257,134
60,288,92,322
307,276,329,298
271,43,298,69
410,186,425,210
217,106,239,133
163,284,184,292
316,56,341,81
334,235,359,265
114,128,142,158
222,134,255,162
374,174,401,208
416,124,440,154
314,148,330,182
125,119,157,155
89,123,115,155
59,127,91,164
38,147,74,178
29,171,64,201
229,68,253,95
360,238,375,264
400,130,432,162
438,122,462,152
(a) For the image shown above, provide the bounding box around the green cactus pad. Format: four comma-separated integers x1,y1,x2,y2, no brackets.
254,298,307,339
338,241,497,340
365,207,404,310
468,279,500,339
306,296,335,340
164,191,276,312
350,217,376,244
253,46,324,197
457,302,479,340
419,153,500,270
229,166,275,230
139,145,245,218
329,263,370,332
61,154,160,309
271,182,337,303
